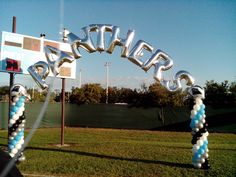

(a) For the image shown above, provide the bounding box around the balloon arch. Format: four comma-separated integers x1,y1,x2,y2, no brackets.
8,24,210,169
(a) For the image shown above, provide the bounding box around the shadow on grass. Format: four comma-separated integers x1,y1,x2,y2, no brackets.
24,146,193,169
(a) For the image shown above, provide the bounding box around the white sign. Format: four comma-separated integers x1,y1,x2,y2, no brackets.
0,31,76,79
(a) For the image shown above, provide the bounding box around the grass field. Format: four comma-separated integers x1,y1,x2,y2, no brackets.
0,128,236,177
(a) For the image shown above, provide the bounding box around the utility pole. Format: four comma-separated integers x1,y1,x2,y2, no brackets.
32,85,35,101
79,69,82,88
105,62,111,104
60,28,69,146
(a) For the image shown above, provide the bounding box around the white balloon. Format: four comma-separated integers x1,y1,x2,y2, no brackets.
12,114,18,120
200,158,205,163
9,136,14,140
17,110,23,117
20,123,25,128
17,128,22,132
22,120,26,123
12,132,17,137
9,153,14,157
204,153,209,158
11,102,16,106
193,145,200,151
199,123,203,129
19,139,24,145
202,119,206,124
191,110,197,117
18,106,25,113
11,148,18,154
13,97,19,103
201,136,207,141
194,163,202,168
15,144,22,150
193,105,200,111
197,140,203,146
10,119,15,125
195,98,203,105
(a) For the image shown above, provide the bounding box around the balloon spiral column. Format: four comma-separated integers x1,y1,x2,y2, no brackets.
8,84,30,162
189,85,210,169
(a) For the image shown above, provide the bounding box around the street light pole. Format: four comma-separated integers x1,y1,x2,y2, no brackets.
79,69,82,88
105,62,111,104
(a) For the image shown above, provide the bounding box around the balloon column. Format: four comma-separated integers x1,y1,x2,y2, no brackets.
8,84,30,162
189,85,210,169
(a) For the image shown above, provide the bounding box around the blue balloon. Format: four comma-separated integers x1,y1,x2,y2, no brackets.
201,104,205,110
198,106,204,114
198,147,205,154
11,106,18,113
8,144,14,150
9,140,13,145
15,135,21,141
10,140,17,146
16,101,23,107
10,111,15,118
19,97,25,103
194,120,199,125
193,153,200,161
202,144,207,150
194,113,201,120
19,132,23,137
190,121,194,129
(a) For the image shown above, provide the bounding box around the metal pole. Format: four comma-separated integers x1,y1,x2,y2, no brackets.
60,28,68,146
12,16,16,33
32,85,35,101
8,16,16,138
79,69,82,88
105,62,110,104
61,78,65,146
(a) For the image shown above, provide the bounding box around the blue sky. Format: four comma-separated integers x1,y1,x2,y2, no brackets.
0,0,235,90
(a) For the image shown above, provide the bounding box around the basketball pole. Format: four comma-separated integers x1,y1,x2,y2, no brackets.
8,16,16,139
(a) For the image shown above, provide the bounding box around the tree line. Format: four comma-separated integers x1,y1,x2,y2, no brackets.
0,80,235,108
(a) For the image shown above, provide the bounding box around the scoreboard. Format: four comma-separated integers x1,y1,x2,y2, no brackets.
0,31,76,79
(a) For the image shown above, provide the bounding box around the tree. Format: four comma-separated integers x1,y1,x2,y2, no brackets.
229,82,236,105
148,82,170,107
0,86,9,95
70,83,104,104
27,88,56,102
204,80,235,107
106,87,119,103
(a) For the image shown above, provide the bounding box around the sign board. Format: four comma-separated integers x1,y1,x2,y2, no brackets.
0,31,76,79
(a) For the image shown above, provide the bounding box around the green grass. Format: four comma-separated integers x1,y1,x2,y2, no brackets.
0,128,236,177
